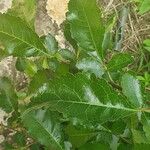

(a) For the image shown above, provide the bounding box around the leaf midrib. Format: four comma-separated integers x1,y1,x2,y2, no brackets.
0,30,48,56
29,115,63,150
80,0,99,52
22,100,137,118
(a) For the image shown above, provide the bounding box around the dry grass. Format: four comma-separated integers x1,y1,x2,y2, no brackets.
100,0,150,53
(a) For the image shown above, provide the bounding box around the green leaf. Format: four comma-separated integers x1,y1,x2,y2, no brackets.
12,131,26,147
65,124,97,148
29,143,42,150
76,57,105,77
132,129,149,144
106,119,126,135
118,143,132,150
0,14,46,57
139,0,150,14
59,49,76,61
8,0,36,26
142,114,150,142
44,34,58,55
133,144,150,150
28,70,52,94
143,39,150,47
67,0,104,58
24,73,137,125
79,143,109,150
16,58,37,77
22,109,64,150
121,74,143,108
63,21,78,50
107,53,133,71
0,78,18,112
143,39,150,52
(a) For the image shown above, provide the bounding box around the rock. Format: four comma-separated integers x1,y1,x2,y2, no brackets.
0,0,12,13
35,0,59,37
46,0,69,27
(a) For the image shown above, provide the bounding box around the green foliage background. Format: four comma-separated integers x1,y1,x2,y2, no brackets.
0,0,150,149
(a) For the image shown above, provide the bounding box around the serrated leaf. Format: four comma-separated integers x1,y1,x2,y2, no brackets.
0,78,18,112
107,53,133,71
22,109,64,150
23,73,137,125
0,14,46,57
121,74,143,108
67,0,104,58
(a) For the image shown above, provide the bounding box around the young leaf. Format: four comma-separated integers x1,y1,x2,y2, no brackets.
67,0,104,58
121,74,143,108
22,109,64,150
0,14,46,57
107,53,133,71
24,73,137,125
0,78,18,112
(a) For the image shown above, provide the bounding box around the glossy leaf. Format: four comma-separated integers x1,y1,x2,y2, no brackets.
22,109,64,150
0,14,46,57
67,0,104,58
107,53,133,71
44,34,58,55
121,74,143,108
24,73,137,125
76,57,105,77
